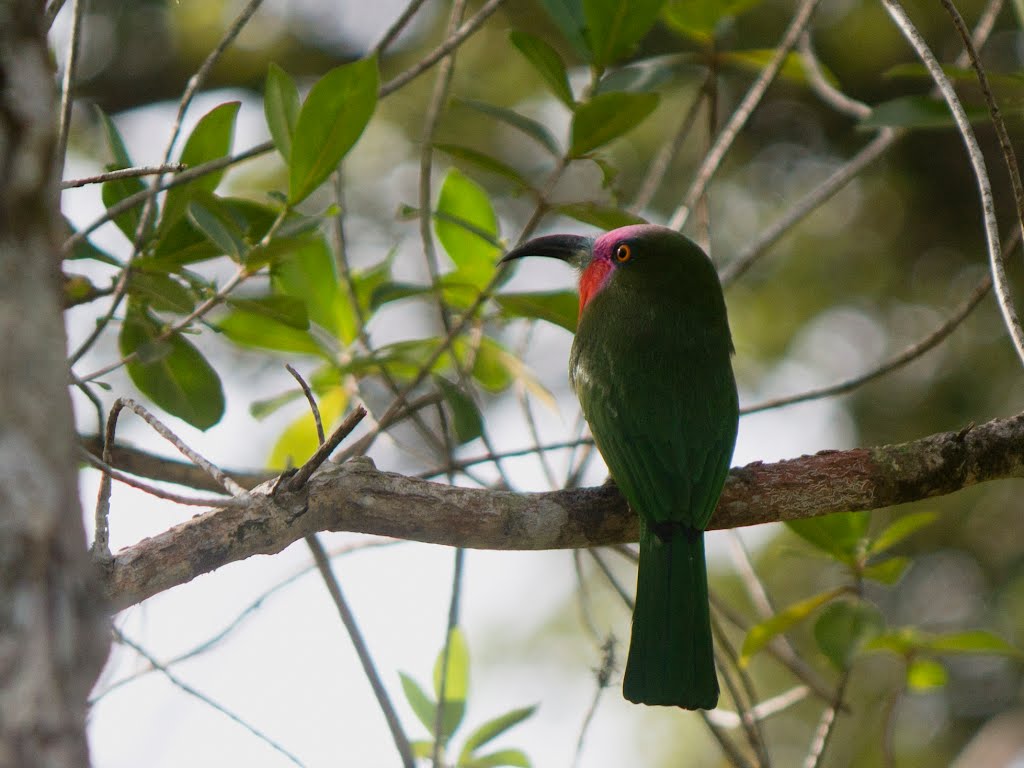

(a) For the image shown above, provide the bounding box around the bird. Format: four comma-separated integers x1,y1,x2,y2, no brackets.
500,223,739,709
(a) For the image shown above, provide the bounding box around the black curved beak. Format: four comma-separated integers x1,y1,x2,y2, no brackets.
499,234,593,268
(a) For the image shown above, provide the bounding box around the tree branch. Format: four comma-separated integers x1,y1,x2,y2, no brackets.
102,411,1024,611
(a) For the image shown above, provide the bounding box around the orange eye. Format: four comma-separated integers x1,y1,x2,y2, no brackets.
614,243,632,263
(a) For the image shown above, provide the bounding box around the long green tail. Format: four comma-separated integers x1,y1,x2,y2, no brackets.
622,520,719,709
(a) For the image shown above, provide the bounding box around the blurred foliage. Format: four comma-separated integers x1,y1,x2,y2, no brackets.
61,0,1024,765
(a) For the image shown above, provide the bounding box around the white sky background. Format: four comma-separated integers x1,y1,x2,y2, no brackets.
54,2,868,765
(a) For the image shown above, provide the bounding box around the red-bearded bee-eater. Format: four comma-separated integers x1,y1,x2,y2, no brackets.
500,224,739,709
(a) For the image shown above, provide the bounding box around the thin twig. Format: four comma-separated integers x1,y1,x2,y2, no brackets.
572,550,603,644
77,264,251,382
339,150,575,465
588,549,634,611
115,630,307,767
802,671,849,768
373,0,433,55
706,685,811,729
432,547,466,768
797,32,871,120
61,164,187,189
571,636,615,768
631,76,709,213
287,406,368,491
81,449,247,508
286,364,325,444
55,0,83,180
721,128,897,286
713,614,771,768
668,0,825,231
92,538,399,704
44,0,67,28
881,686,901,768
711,594,838,705
108,398,251,498
727,531,776,619
379,0,509,98
941,0,1024,262
305,535,414,768
882,0,1024,367
741,271,993,414
162,0,264,166
700,711,756,768
62,141,273,258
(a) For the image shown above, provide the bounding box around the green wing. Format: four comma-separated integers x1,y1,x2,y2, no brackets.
574,334,737,530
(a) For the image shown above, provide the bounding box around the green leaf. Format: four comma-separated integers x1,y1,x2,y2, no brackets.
595,54,687,94
410,740,435,759
399,672,438,733
435,377,484,444
268,387,346,469
251,390,304,420
151,217,223,267
431,628,468,743
866,628,1023,659
864,627,924,656
509,30,575,107
813,600,884,670
924,630,1022,657
555,202,646,230
265,63,300,161
537,0,590,60
741,586,847,666
869,512,937,554
161,101,241,232
251,367,340,419
434,144,534,191
786,511,869,562
471,337,556,406
570,92,660,157
456,99,562,156
218,310,323,355
907,658,948,691
885,63,1024,92
126,271,197,314
120,305,225,430
861,96,988,130
187,197,248,261
435,169,501,289
226,295,309,329
95,109,148,241
370,282,433,311
496,291,579,332
721,50,838,87
862,556,910,585
662,0,762,43
289,56,379,204
96,105,133,167
463,749,532,768
271,237,343,335
433,627,470,703
583,0,666,68
66,219,120,265
469,337,517,393
101,172,148,241
460,707,537,761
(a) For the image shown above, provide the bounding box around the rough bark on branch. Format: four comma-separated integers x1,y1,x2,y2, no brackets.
103,411,1024,611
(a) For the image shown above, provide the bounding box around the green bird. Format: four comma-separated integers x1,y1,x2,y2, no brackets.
501,224,738,709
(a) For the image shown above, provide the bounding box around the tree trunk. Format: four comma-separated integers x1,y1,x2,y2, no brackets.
0,3,110,766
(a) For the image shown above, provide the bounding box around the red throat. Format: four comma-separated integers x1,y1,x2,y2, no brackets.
578,258,613,319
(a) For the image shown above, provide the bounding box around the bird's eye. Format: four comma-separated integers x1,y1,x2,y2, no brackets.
614,243,632,263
